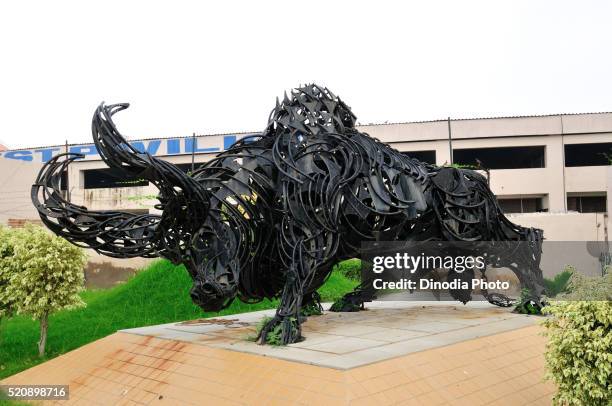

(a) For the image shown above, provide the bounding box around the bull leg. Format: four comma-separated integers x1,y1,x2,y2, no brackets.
509,263,547,313
257,265,305,345
258,226,328,344
448,268,475,304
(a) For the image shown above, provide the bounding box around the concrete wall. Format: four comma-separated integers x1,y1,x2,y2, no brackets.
509,212,607,241
508,212,608,277
0,158,42,224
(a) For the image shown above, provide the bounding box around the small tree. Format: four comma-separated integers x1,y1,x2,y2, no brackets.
6,225,87,356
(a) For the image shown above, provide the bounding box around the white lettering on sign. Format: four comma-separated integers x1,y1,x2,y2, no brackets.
0,134,252,163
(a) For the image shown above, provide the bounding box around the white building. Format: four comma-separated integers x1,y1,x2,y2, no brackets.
1,112,611,273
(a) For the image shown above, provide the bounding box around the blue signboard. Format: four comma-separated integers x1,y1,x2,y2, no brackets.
0,134,250,163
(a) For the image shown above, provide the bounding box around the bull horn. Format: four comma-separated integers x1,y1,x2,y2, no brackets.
91,102,210,214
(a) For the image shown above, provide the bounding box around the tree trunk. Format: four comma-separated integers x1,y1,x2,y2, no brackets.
38,313,48,357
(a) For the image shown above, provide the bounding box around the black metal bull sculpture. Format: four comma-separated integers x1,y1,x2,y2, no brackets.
32,85,545,345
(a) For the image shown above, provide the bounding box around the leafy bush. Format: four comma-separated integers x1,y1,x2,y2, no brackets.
333,258,361,281
0,227,16,324
557,272,612,301
3,225,87,356
541,272,611,405
542,301,611,406
543,267,573,298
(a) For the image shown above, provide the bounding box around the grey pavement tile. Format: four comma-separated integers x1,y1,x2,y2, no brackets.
288,332,345,348
357,328,432,342
301,337,388,355
393,320,468,333
317,323,383,337
211,340,335,364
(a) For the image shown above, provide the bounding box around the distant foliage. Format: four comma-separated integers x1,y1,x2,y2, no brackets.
543,267,573,298
333,258,362,281
542,301,611,405
601,150,612,165
447,163,478,170
3,225,87,355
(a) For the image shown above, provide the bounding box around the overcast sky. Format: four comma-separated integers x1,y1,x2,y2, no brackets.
1,0,611,149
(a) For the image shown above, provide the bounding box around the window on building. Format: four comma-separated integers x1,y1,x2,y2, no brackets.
564,142,612,167
402,150,436,164
453,146,545,169
567,195,607,213
60,170,68,191
83,169,149,189
497,197,545,213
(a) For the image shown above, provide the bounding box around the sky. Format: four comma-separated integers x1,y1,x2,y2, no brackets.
0,0,611,149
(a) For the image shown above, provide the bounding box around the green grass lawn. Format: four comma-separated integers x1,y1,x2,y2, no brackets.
0,260,357,380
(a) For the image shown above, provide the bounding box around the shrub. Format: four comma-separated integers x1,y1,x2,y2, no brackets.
542,301,611,406
558,272,612,301
541,271,611,405
543,267,573,298
4,225,87,356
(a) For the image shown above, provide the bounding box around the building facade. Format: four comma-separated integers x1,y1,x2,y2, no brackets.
1,112,611,245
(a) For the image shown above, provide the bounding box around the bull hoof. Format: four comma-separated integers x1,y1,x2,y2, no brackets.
514,296,547,315
329,297,363,312
301,302,323,317
486,293,514,308
257,316,302,345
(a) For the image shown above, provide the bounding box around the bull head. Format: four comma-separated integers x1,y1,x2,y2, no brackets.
32,103,240,312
